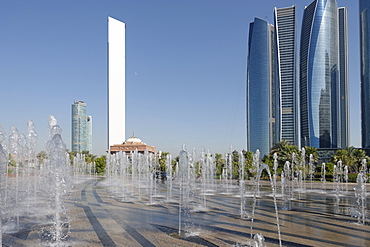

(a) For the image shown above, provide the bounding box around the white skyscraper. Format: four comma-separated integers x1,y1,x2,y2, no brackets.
108,16,126,148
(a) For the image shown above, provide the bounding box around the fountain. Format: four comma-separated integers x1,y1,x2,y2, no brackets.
239,151,247,219
165,153,174,202
352,168,368,225
0,132,7,246
44,124,71,245
282,161,291,210
0,117,74,246
249,157,282,246
308,153,315,191
10,118,370,247
251,150,261,197
321,163,326,190
8,125,21,230
177,144,198,236
221,150,233,195
97,141,370,246
344,165,349,192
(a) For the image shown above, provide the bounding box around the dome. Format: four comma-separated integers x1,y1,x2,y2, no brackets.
124,132,146,144
110,132,155,154
126,136,141,142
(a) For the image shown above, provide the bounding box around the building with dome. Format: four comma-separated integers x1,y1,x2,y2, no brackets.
109,134,156,155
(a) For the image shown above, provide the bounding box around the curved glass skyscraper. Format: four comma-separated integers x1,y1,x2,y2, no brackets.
360,0,370,148
246,18,275,156
300,0,347,148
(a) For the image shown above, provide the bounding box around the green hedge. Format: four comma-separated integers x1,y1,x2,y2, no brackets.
348,173,357,183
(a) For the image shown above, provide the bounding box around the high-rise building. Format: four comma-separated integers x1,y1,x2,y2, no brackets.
108,16,126,149
246,17,275,156
274,5,298,146
299,0,347,148
72,100,92,153
338,7,349,148
360,0,370,148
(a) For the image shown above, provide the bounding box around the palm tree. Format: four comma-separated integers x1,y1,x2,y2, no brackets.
332,147,368,173
269,140,300,167
214,153,225,177
304,146,318,163
270,140,292,155
353,149,368,172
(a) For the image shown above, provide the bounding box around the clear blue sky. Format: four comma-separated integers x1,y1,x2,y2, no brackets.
0,0,361,156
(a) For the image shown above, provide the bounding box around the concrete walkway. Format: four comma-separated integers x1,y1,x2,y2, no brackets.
2,177,370,246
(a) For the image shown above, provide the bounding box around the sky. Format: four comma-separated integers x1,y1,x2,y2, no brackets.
0,0,362,157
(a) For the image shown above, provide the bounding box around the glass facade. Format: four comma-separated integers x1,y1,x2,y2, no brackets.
300,0,340,148
246,17,275,156
72,101,92,152
274,6,298,146
338,7,349,148
360,0,370,148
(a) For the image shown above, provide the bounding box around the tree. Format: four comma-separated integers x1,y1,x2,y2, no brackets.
353,148,368,172
268,140,300,168
82,150,97,164
67,149,77,165
332,148,353,168
270,140,293,155
67,150,97,165
214,153,225,177
242,150,254,179
172,155,179,166
304,146,318,163
230,150,240,179
8,154,16,167
158,152,170,172
332,147,369,173
36,151,48,164
94,155,106,174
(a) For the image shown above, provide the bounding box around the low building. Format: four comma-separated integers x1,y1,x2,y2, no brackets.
109,134,156,155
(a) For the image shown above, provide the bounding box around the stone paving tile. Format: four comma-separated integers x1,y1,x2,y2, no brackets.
2,178,370,246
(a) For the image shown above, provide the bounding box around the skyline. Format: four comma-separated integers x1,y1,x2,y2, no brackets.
0,0,362,156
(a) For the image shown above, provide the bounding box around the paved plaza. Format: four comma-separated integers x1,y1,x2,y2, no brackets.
2,177,370,246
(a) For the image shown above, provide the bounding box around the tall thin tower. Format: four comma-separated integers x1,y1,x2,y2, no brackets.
338,7,349,148
274,5,298,146
108,16,126,148
360,0,370,148
246,17,275,156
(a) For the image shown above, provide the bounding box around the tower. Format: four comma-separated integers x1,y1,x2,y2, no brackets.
360,0,370,148
274,5,298,146
246,17,275,156
299,0,344,148
338,7,349,148
108,16,126,149
72,100,92,152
